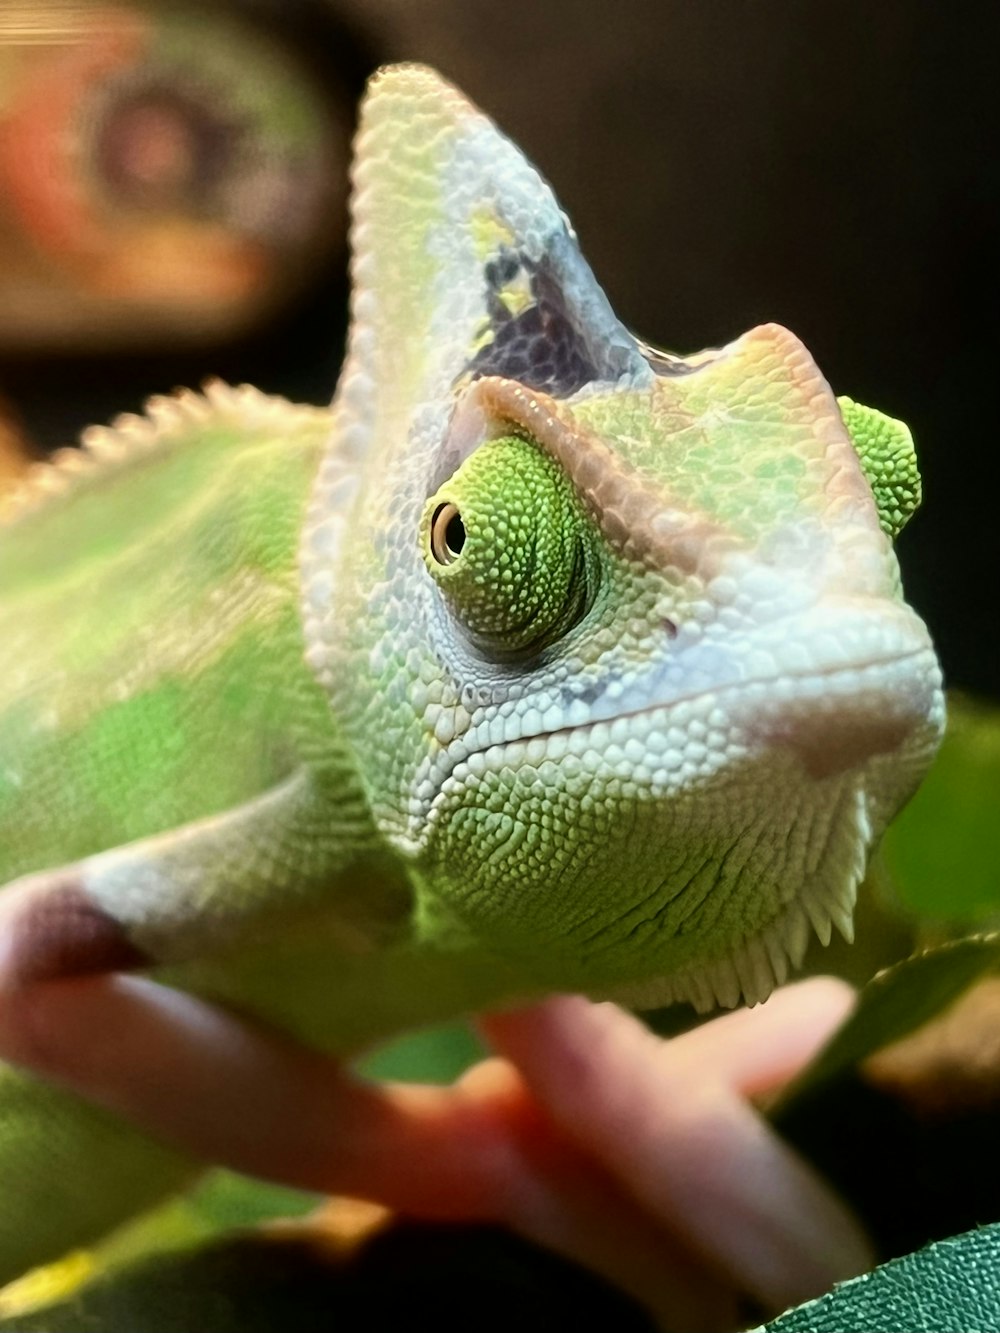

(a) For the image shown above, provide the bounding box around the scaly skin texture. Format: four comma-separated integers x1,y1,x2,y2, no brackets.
835,397,921,540
0,387,341,876
0,64,943,1281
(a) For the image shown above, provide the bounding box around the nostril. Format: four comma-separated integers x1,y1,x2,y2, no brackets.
663,618,678,640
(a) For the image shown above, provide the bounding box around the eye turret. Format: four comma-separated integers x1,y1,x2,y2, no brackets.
421,434,599,657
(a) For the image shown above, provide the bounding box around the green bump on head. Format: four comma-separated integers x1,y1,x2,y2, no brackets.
421,435,598,655
837,395,922,539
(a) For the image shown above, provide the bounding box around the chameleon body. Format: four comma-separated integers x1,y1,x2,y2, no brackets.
0,65,943,1281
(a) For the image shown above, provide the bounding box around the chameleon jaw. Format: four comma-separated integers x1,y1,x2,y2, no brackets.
417,640,943,1014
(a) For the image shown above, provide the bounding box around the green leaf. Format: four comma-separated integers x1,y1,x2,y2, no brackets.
757,1223,1000,1333
356,1021,484,1084
774,933,1000,1104
882,694,1000,920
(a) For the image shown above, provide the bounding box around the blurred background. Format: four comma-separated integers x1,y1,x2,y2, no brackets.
0,0,997,702
0,9,998,1321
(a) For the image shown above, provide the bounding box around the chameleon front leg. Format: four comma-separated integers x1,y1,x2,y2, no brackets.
0,772,363,1281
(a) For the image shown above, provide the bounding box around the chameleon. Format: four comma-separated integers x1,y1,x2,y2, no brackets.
0,63,943,1284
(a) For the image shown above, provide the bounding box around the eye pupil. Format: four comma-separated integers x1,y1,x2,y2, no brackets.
445,511,466,555
431,502,466,565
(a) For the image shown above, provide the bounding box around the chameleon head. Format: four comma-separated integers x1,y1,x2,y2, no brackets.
305,64,944,1008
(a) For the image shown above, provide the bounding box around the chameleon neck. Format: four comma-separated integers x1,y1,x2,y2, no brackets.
173,902,534,1057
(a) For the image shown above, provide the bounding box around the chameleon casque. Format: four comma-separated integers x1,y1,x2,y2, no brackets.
0,64,943,1281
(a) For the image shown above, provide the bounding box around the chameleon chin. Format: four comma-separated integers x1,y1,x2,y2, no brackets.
0,64,942,1284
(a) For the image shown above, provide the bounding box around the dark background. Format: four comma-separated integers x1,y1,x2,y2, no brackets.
2,0,997,698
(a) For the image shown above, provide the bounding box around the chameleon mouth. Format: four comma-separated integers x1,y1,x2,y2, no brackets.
539,646,932,745
437,643,941,797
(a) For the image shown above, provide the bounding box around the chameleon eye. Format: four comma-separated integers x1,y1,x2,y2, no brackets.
430,503,466,564
421,435,599,656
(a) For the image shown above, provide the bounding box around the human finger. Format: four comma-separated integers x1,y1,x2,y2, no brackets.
479,983,871,1313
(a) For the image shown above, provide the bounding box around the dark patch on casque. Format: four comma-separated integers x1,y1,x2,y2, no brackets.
467,248,601,397
6,878,150,984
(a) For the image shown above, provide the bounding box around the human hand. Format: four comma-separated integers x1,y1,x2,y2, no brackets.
466,980,871,1328
12,969,868,1329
